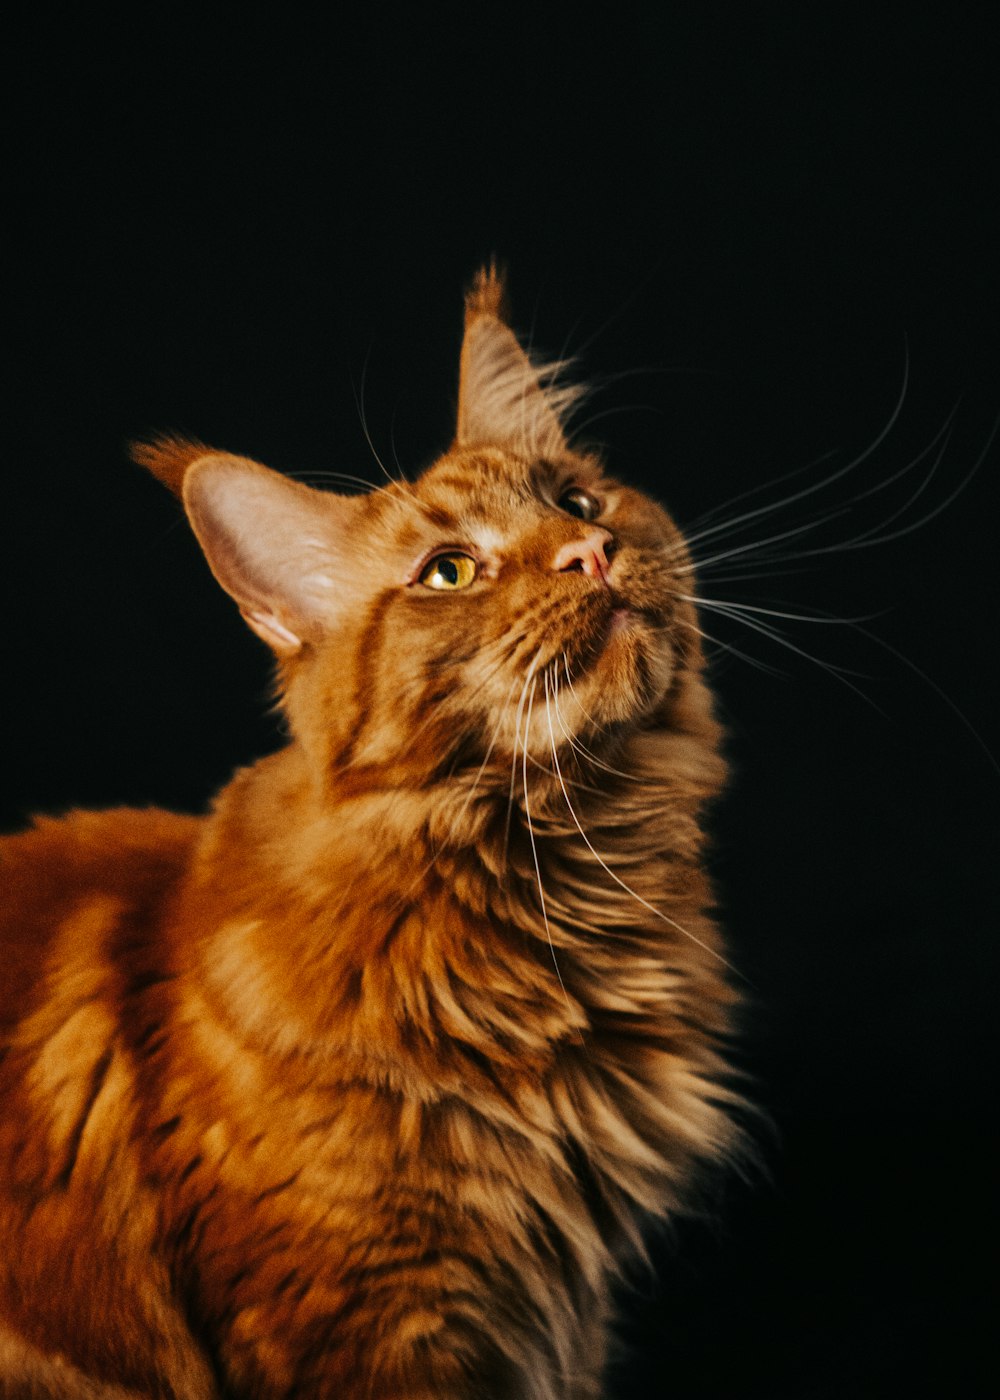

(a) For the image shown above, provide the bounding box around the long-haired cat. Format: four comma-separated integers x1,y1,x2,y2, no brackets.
0,268,742,1399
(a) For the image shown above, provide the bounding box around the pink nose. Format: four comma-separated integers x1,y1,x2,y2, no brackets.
552,528,613,583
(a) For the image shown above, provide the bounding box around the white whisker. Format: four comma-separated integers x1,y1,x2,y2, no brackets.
286,469,380,493
524,674,571,1006
676,351,910,555
689,596,882,706
542,677,745,979
673,615,788,679
352,346,398,486
453,675,522,829
560,656,612,740
781,413,999,557
849,622,1000,777
504,647,545,866
679,594,881,627
675,508,852,576
683,405,992,586
553,661,641,783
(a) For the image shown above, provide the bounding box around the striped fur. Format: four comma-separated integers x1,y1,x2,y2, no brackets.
0,270,742,1398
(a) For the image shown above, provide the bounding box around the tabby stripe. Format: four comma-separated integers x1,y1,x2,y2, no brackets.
55,1045,113,1189
172,1185,220,1255
338,1247,498,1291
151,1114,183,1141
250,1170,300,1203
178,1154,203,1183
125,969,177,996
274,1267,300,1295
331,587,395,770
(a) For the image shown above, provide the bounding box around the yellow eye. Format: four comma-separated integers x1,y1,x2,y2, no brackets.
418,553,478,590
558,487,601,522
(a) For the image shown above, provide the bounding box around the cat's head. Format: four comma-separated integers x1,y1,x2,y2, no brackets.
133,267,704,792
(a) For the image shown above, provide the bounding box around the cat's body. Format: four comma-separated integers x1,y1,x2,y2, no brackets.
0,270,740,1399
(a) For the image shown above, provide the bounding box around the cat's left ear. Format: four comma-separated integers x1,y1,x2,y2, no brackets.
132,439,362,655
182,454,365,655
455,264,581,457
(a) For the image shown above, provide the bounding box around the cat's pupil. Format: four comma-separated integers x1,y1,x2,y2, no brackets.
560,488,598,521
418,552,476,589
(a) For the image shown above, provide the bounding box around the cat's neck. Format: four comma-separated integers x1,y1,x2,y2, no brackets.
188,667,723,913
170,741,590,1092
169,671,724,1085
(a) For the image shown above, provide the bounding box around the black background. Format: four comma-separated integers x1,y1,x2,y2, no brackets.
5,8,998,1397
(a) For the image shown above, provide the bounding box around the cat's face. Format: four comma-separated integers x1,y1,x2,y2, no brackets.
297,444,695,783
141,268,701,790
309,445,686,772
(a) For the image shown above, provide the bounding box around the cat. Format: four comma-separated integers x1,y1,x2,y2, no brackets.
0,266,743,1399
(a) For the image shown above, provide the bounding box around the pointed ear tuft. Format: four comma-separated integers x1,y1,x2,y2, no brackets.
130,434,214,497
464,260,510,327
456,268,583,459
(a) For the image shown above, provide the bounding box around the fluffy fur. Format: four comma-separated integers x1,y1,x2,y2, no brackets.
0,267,742,1399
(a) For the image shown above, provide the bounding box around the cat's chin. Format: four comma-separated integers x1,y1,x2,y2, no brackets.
608,604,643,638
575,606,674,727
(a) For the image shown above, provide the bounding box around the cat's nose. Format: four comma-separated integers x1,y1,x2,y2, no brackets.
552,528,614,584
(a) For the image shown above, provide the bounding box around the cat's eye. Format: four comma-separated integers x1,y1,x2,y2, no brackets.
558,487,601,522
418,552,478,590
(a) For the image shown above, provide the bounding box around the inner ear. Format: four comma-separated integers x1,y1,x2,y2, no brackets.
455,271,582,457
182,453,362,654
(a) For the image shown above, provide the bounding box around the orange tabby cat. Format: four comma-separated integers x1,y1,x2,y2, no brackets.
0,268,742,1398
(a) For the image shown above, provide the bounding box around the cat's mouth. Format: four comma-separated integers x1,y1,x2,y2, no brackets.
599,595,666,645
608,604,642,635
547,590,673,723
563,593,669,678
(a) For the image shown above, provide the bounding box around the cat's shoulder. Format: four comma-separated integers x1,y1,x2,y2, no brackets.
0,805,201,890
0,807,202,1020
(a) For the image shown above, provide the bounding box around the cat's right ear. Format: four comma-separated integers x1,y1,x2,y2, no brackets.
456,264,582,458
132,439,359,655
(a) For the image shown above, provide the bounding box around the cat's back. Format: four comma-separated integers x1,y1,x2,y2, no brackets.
0,808,220,1398
0,807,201,1027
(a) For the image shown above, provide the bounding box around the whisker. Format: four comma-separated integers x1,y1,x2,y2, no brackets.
690,596,882,706
692,564,826,586
569,402,663,439
553,660,641,782
542,678,747,981
675,508,853,576
849,622,1000,777
782,412,999,557
842,403,956,507
679,593,883,627
351,345,398,486
677,349,910,552
452,675,522,829
677,483,848,560
561,656,612,739
673,615,788,679
681,447,840,536
285,469,380,493
525,674,572,1005
504,647,545,866
558,265,662,362
688,397,949,552
683,404,991,584
387,401,411,484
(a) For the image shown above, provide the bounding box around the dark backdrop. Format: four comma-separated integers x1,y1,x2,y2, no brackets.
5,8,998,1397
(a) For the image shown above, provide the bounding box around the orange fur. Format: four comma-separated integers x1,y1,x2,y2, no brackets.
129,434,211,498
0,271,743,1398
